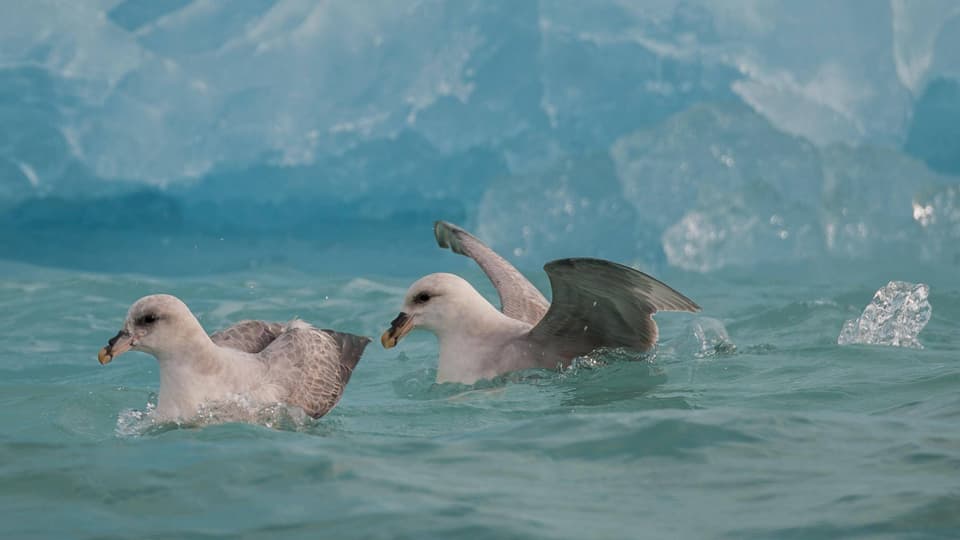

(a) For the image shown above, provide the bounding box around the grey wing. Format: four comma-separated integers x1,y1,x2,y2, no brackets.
210,320,285,353
527,258,700,360
259,326,371,418
434,220,549,325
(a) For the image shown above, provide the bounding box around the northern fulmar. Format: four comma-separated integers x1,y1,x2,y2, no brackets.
381,221,701,384
99,294,370,421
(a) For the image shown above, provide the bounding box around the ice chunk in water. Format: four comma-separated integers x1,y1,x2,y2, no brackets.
837,281,931,349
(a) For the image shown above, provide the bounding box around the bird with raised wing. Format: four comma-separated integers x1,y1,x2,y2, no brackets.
381,221,700,384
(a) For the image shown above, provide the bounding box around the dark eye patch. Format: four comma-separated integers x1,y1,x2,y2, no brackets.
136,313,159,325
414,292,431,304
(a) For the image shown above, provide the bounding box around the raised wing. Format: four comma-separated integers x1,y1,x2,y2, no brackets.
527,258,700,360
259,324,370,418
210,320,285,353
434,220,548,325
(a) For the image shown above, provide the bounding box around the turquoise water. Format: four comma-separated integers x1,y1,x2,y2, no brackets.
2,256,958,539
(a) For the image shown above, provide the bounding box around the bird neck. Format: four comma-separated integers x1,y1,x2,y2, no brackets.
152,323,264,421
434,296,530,384
152,323,219,369
448,296,515,337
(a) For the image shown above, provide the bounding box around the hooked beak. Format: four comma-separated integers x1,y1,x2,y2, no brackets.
381,312,414,349
98,330,133,365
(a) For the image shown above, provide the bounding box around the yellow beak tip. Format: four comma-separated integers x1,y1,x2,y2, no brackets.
98,348,113,365
380,333,397,349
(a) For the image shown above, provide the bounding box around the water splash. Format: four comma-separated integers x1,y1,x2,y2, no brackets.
115,393,314,437
563,347,656,374
685,317,738,359
391,348,658,401
115,398,162,438
659,317,737,360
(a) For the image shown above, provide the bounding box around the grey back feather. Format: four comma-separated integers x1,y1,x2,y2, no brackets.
211,320,285,353
527,258,700,360
322,329,368,388
212,320,370,418
258,327,371,418
434,220,549,325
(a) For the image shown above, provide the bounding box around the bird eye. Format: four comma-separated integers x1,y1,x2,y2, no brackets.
414,292,431,304
137,313,159,325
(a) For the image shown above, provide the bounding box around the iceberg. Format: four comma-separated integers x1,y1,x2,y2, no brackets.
904,78,960,176
476,155,639,265
612,104,823,271
1,0,960,275
3,0,958,192
661,188,821,273
838,281,932,349
820,144,953,260
912,185,960,263
615,103,956,271
612,104,822,233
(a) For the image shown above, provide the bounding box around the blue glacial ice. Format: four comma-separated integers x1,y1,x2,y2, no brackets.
912,185,960,264
476,156,639,265
613,104,823,271
1,0,960,273
904,78,960,176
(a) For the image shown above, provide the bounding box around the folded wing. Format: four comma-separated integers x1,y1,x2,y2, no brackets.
211,320,285,353
258,325,370,418
434,220,548,325
527,258,700,360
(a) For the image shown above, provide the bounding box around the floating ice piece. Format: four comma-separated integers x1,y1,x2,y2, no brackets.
838,281,931,348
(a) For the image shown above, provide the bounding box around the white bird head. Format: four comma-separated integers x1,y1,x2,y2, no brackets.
381,273,496,348
98,294,206,364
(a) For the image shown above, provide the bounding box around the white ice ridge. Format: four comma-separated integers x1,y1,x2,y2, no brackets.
838,281,931,349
